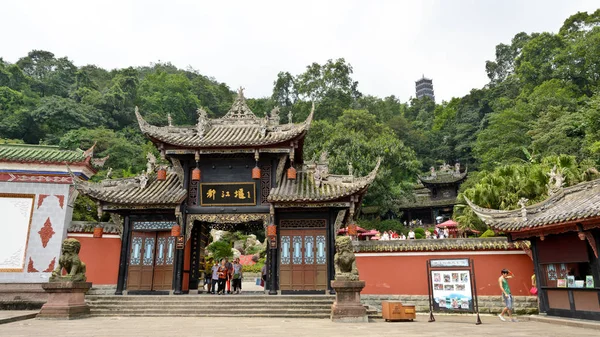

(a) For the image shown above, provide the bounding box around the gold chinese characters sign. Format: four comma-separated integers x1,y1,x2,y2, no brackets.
200,183,257,206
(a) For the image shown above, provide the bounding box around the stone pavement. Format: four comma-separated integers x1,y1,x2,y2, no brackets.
0,311,38,325
1,315,599,337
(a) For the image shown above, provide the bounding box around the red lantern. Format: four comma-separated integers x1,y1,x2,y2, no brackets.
267,224,277,237
93,226,103,238
252,166,261,180
171,224,181,237
287,166,297,180
192,167,201,181
157,168,167,181
348,224,357,236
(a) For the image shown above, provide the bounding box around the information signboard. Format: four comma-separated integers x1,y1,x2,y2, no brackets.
427,258,481,325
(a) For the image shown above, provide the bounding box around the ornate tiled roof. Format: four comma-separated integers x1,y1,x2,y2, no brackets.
0,143,101,165
397,196,457,209
268,158,381,203
418,163,467,186
73,156,187,208
466,178,600,232
68,221,121,234
353,237,529,253
135,88,314,148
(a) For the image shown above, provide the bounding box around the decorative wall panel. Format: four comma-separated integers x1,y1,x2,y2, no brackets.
0,194,35,272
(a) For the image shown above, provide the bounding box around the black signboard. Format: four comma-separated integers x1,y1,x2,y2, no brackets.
200,182,257,206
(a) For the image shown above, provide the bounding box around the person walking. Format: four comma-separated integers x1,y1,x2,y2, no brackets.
216,259,228,295
261,263,267,289
204,257,214,294
498,269,517,322
232,258,243,294
225,257,233,294
210,259,220,294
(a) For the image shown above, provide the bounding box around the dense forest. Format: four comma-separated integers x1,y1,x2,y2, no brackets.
1,10,600,229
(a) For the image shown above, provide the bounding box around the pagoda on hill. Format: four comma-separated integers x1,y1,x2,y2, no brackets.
74,88,380,295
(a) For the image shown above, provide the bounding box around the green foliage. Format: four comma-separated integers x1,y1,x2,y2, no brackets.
480,229,496,238
414,228,425,236
415,233,424,240
207,241,233,262
242,257,266,273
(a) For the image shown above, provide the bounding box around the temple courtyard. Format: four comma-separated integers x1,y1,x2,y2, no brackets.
1,314,599,337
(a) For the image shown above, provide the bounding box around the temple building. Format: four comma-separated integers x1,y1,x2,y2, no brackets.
397,163,467,225
74,89,379,295
0,143,102,299
467,176,600,320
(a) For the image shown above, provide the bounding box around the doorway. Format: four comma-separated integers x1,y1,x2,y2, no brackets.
127,231,175,291
279,219,328,291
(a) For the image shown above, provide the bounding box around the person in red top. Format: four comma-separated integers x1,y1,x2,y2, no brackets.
216,259,228,295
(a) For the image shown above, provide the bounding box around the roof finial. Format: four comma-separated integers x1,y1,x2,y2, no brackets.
288,111,293,124
167,113,172,127
238,87,245,99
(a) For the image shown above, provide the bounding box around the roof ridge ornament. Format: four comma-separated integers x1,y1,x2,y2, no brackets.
547,165,564,196
517,198,529,221
223,87,258,121
197,108,209,138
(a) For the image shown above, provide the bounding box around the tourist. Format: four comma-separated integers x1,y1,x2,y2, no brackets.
381,231,390,241
232,258,243,294
444,227,450,238
261,263,267,288
438,227,445,239
498,269,517,322
399,233,406,240
425,230,431,239
225,257,233,294
204,256,214,293
408,229,415,240
217,259,228,295
211,259,220,294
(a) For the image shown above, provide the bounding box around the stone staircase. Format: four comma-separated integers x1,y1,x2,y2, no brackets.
86,294,339,318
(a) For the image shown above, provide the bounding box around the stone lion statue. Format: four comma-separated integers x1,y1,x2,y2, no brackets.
334,236,359,281
50,238,87,282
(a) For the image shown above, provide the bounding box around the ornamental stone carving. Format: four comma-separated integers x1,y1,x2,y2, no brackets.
50,238,87,282
334,236,359,281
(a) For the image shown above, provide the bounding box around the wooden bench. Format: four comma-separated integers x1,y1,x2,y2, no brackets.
381,301,416,321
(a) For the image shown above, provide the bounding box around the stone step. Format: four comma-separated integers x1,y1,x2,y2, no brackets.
89,309,332,316
90,312,331,318
90,304,331,310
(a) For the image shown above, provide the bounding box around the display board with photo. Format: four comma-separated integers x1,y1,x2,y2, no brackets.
431,270,473,311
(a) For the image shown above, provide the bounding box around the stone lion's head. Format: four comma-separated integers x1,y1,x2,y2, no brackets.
335,236,353,253
62,238,81,254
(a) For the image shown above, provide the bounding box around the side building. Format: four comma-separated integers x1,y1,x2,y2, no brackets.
74,88,380,295
397,163,467,225
467,177,600,320
0,143,102,304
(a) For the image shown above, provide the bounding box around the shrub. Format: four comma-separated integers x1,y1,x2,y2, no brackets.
415,233,424,239
242,257,266,273
207,241,232,261
480,229,495,238
414,228,425,236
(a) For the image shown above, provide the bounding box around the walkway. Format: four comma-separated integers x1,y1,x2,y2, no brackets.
1,315,599,337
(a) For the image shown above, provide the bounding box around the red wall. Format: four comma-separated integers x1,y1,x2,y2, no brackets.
69,235,121,285
356,252,534,296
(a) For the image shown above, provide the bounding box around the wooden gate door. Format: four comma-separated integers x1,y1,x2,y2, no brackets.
279,220,327,291
127,231,175,291
152,232,175,290
127,231,155,291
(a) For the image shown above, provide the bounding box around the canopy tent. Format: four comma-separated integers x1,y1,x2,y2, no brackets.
337,226,367,235
358,229,379,237
436,219,458,228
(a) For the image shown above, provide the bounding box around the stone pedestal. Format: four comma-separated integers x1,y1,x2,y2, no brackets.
330,280,368,323
37,282,92,319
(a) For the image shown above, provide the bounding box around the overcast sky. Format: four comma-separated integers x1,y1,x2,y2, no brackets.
1,0,598,102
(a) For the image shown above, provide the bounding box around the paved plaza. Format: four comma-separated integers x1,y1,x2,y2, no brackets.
1,315,599,337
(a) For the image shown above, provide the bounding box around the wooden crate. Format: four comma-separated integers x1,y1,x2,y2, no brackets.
381,301,416,321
